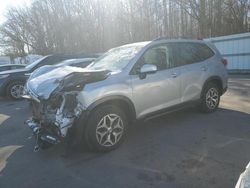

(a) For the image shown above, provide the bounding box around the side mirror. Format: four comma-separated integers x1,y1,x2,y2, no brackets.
139,64,157,79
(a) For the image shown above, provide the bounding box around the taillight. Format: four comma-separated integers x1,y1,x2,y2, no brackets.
221,58,228,66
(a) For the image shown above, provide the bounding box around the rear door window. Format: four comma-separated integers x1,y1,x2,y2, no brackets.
172,43,214,66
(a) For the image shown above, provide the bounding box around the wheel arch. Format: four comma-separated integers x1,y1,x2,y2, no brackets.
73,95,137,145
86,95,137,123
201,76,223,96
4,78,26,95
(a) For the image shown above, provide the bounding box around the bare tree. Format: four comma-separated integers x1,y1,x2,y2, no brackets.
0,0,249,56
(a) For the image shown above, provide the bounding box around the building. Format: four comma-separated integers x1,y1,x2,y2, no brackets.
205,32,250,73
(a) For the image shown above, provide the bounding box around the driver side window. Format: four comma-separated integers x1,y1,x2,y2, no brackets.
132,44,174,74
144,46,166,69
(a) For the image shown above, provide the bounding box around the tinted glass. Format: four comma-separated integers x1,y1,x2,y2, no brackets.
197,43,215,60
172,43,214,65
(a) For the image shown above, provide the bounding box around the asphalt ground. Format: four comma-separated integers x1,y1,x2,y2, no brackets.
0,75,249,188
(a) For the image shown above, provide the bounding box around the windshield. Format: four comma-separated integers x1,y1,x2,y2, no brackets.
88,45,145,71
25,56,48,69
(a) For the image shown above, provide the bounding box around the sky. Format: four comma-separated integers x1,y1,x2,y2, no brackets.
0,0,30,24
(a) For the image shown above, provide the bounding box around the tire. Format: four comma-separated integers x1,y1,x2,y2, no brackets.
84,105,128,152
6,81,25,100
199,83,220,113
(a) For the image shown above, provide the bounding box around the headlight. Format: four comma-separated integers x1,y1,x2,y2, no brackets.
0,74,9,79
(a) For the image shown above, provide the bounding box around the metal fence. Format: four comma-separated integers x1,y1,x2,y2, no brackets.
205,32,250,73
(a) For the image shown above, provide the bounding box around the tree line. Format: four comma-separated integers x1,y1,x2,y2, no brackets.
0,0,249,57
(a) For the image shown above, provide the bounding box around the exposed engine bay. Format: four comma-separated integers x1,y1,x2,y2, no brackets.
25,66,110,151
26,92,83,151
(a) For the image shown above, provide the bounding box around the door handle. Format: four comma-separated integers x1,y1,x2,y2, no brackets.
171,73,177,78
201,66,207,71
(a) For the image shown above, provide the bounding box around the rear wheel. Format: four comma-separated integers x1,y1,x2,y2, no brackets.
199,83,220,113
84,105,127,152
6,81,25,100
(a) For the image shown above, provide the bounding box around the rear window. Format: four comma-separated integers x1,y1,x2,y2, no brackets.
173,43,215,65
196,43,215,60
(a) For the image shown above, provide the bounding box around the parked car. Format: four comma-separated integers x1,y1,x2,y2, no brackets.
28,58,96,79
0,64,26,72
53,58,95,68
25,39,228,152
0,55,98,99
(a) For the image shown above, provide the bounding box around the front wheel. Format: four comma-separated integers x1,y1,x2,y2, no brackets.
199,83,220,113
84,105,127,152
6,81,25,100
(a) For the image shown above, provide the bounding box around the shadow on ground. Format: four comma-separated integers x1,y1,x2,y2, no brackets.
0,101,250,188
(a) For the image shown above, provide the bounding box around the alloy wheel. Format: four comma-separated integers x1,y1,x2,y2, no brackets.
96,114,124,147
10,84,24,99
206,88,219,109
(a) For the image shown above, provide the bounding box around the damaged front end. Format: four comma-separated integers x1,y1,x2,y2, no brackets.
24,66,109,151
25,92,83,151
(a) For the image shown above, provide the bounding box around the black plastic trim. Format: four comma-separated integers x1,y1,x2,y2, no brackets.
86,95,136,120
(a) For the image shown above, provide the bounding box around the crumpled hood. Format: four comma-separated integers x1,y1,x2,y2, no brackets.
26,66,110,100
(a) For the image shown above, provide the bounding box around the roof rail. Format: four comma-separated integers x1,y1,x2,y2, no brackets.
153,37,172,41
153,36,194,41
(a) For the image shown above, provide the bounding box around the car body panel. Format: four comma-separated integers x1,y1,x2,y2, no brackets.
179,60,209,102
130,67,181,118
77,72,133,109
27,66,109,100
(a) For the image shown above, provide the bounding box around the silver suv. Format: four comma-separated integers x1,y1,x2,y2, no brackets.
25,39,228,152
